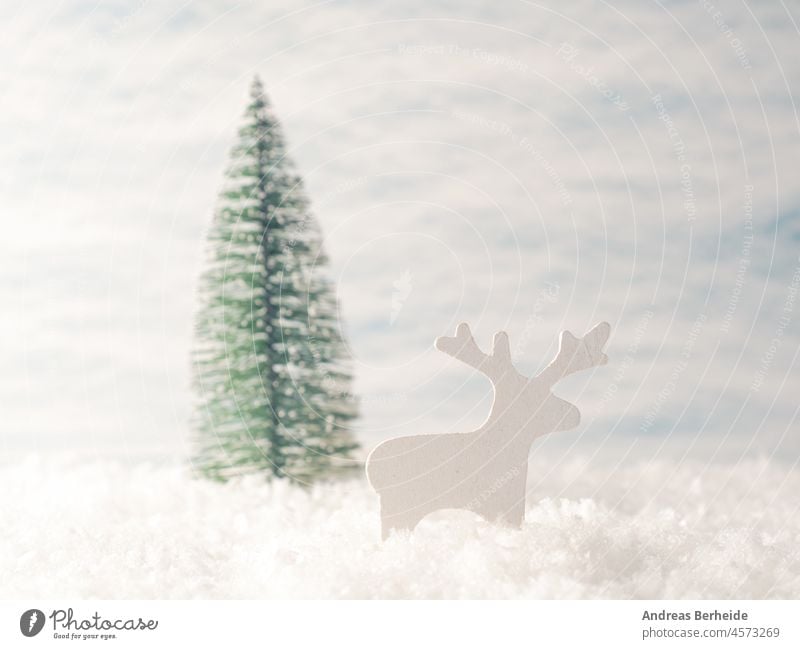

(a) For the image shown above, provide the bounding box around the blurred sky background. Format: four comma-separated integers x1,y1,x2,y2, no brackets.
2,0,799,463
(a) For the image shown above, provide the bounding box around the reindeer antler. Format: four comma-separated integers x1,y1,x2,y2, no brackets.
537,321,610,385
435,323,516,381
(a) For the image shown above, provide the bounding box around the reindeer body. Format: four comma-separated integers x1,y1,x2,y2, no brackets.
366,322,610,539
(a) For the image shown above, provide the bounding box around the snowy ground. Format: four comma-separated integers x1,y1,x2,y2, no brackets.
2,455,799,599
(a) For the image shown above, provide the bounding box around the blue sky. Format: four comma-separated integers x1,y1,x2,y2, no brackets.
2,0,799,462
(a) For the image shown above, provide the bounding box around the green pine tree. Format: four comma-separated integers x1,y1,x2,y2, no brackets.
192,77,359,483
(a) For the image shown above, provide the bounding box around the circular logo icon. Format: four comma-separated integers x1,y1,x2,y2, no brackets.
20,609,45,637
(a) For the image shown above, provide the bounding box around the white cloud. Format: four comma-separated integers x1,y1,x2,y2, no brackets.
1,0,799,460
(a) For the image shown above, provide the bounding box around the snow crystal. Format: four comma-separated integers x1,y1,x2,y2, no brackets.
2,455,798,599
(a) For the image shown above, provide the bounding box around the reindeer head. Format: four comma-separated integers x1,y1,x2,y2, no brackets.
435,321,610,440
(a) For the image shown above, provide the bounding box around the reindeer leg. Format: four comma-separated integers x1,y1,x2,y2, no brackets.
473,465,528,528
503,466,528,528
380,495,425,540
501,490,526,528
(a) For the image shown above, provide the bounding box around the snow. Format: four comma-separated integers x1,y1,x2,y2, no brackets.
3,455,799,599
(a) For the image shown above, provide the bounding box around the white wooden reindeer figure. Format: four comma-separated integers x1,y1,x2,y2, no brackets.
366,321,610,539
